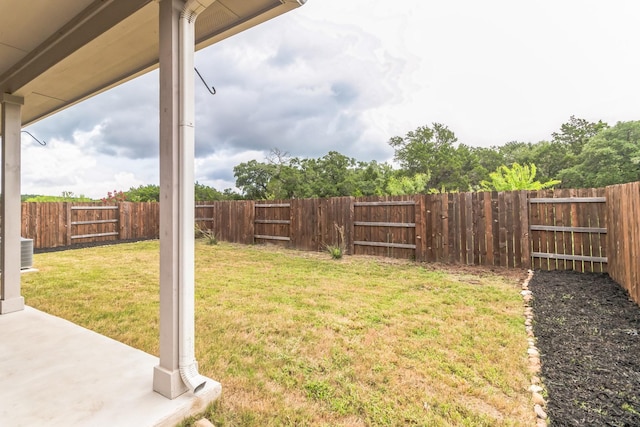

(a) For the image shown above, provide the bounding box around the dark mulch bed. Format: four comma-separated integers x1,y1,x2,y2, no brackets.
33,238,155,254
530,270,640,426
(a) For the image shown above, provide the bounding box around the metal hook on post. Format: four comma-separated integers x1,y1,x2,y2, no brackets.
21,130,46,146
195,67,216,95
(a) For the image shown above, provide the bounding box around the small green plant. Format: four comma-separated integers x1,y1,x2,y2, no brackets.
304,380,334,401
480,162,561,191
195,224,218,245
325,223,346,260
326,245,343,259
622,403,640,416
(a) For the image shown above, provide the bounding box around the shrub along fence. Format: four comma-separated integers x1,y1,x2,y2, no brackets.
16,183,640,305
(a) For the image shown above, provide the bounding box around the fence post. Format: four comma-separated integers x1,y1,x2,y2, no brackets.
248,200,255,245
65,202,72,246
118,202,128,240
414,195,425,262
519,191,531,269
464,192,473,265
347,197,355,255
288,198,295,248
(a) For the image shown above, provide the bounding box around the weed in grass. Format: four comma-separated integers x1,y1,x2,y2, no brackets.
326,245,344,259
304,380,334,401
195,223,218,245
324,223,346,260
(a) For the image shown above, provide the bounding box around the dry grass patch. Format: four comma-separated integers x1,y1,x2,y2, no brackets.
22,241,535,426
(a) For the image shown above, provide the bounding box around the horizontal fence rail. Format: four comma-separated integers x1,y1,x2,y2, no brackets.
14,183,640,306
529,197,607,203
529,225,607,233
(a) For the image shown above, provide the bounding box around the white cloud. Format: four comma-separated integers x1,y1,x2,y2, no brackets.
22,123,158,198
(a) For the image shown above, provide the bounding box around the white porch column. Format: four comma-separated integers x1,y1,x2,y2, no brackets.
154,0,215,399
154,0,187,399
0,93,25,314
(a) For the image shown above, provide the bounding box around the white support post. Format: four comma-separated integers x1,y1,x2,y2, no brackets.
0,93,25,314
154,0,187,399
154,0,216,398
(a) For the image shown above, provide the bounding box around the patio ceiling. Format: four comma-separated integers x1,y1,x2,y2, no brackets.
0,0,303,133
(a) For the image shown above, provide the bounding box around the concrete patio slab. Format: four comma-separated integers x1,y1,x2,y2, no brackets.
0,306,220,427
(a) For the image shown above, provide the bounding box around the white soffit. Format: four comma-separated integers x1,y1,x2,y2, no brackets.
0,0,304,131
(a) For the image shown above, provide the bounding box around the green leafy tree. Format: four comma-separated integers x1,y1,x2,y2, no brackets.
388,123,469,190
234,149,399,199
234,159,277,199
221,188,244,200
558,120,640,187
480,163,560,191
126,184,160,202
234,149,305,199
119,183,241,202
268,163,304,199
302,151,360,198
386,173,429,195
527,141,572,184
467,146,505,189
352,160,394,196
449,143,481,190
552,115,609,155
194,182,225,201
497,141,536,166
263,148,301,199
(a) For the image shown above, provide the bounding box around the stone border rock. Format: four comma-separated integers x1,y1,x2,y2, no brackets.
521,269,548,427
194,418,215,427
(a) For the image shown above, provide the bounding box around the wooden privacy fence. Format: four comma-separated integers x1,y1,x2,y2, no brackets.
21,202,160,248
201,193,531,269
606,182,640,305
17,192,606,271
199,192,532,267
14,183,640,305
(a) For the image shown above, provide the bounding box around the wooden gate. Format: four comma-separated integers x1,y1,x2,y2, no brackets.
352,197,417,259
254,201,291,245
529,189,607,272
70,205,119,244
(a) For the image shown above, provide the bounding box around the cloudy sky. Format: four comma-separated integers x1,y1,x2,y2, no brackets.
22,0,640,199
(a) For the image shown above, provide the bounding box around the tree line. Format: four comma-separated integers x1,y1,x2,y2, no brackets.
22,116,640,202
233,117,640,199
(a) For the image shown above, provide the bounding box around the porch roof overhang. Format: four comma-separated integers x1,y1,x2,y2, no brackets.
0,0,304,132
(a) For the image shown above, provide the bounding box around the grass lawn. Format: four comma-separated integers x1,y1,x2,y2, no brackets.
21,240,535,426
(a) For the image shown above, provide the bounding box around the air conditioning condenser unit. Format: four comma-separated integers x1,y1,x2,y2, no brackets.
21,237,34,269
